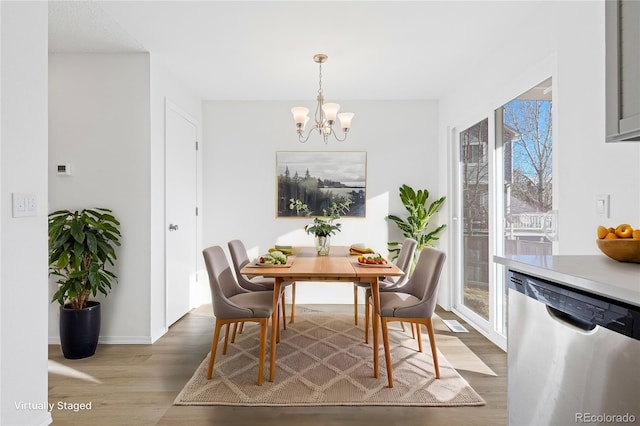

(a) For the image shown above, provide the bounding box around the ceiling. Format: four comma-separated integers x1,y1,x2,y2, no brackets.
48,1,550,101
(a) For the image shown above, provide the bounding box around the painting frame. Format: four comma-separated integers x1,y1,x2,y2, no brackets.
276,151,367,218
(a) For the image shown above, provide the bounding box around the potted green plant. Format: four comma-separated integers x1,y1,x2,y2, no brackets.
48,208,121,359
290,198,351,255
387,184,446,267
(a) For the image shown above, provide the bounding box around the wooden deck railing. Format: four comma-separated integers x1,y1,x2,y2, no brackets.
505,212,555,238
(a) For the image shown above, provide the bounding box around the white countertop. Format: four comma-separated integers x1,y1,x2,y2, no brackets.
494,255,640,307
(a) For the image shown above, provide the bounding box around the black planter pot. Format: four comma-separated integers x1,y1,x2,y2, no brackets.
59,301,101,359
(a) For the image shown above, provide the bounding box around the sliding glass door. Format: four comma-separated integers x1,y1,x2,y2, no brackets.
459,119,490,322
452,78,553,348
497,78,554,333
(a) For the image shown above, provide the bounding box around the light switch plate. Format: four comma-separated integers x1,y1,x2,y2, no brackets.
12,193,37,218
595,194,610,219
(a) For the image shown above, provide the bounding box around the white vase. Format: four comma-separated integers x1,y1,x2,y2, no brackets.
315,235,331,256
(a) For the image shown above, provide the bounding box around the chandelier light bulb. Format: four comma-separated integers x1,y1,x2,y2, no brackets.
337,112,354,130
321,103,341,123
291,107,310,125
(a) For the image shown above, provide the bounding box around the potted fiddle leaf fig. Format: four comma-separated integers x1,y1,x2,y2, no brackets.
290,198,351,255
387,184,446,266
48,208,121,359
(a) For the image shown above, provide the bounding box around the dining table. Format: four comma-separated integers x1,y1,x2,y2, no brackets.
240,245,405,383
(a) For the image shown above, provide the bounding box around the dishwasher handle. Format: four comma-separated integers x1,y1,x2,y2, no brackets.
546,306,597,334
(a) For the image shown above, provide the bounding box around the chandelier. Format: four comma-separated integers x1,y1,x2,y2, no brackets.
291,54,354,143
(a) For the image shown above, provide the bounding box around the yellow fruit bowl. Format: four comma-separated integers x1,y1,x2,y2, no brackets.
596,239,640,263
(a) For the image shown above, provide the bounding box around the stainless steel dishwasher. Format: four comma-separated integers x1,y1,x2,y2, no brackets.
508,270,640,426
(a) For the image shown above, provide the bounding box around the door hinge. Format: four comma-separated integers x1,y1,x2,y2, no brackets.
195,207,199,216
195,140,199,150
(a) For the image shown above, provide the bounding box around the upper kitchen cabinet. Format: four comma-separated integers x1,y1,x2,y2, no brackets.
606,0,640,142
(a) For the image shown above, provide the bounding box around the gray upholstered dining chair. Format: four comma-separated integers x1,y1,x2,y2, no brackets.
353,238,417,343
228,240,296,327
374,246,446,388
202,245,280,386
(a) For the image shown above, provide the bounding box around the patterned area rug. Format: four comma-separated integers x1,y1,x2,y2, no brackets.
174,313,485,406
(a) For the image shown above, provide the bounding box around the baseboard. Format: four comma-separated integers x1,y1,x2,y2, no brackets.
97,336,153,344
150,326,168,343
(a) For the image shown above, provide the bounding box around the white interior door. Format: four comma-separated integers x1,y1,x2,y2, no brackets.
165,100,198,327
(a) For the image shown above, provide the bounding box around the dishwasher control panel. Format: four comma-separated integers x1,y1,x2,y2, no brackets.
509,271,639,340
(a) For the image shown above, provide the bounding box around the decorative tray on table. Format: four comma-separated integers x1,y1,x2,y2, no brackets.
356,254,392,268
253,260,292,268
357,262,392,268
253,250,292,267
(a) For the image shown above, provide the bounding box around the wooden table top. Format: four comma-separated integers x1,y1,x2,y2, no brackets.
241,246,404,281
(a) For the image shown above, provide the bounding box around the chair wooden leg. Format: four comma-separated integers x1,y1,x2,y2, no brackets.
222,322,231,354
231,322,239,343
257,318,267,386
381,317,394,388
353,285,359,325
364,295,370,344
426,318,440,379
415,323,423,352
410,322,416,339
239,322,245,333
281,292,287,330
276,307,281,344
400,321,406,332
290,282,296,323
207,320,223,379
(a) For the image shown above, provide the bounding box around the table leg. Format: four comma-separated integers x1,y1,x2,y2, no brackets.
370,277,380,379
269,277,282,382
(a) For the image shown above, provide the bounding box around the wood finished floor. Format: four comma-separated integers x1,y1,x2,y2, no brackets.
48,305,506,426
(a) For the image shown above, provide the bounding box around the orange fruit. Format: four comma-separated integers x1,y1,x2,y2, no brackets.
604,232,619,240
615,224,633,238
597,225,608,239
633,229,640,240
607,227,616,234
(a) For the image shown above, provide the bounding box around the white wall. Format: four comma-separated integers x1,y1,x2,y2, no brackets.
48,53,152,343
201,100,440,303
149,58,202,341
48,53,203,344
437,1,640,309
0,2,50,425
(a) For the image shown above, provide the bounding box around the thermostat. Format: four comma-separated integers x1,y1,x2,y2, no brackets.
57,164,72,176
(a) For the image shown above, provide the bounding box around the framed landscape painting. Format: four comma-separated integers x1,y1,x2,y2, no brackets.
276,151,366,217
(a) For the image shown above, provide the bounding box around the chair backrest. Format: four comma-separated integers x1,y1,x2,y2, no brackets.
228,239,270,291
202,245,252,318
402,247,446,317
228,239,250,277
387,238,417,286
